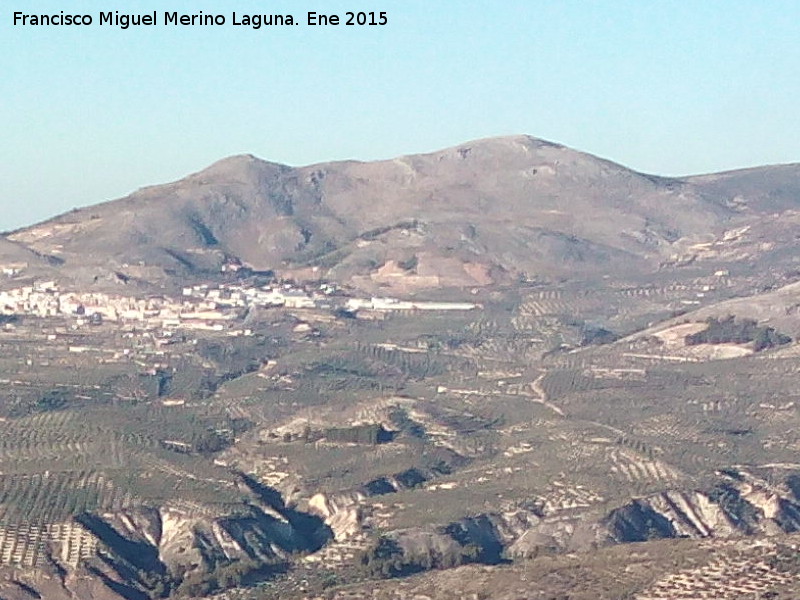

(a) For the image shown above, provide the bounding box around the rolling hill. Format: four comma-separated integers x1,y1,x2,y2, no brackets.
1,136,800,599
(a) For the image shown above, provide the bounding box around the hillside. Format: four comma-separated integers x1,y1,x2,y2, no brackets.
0,137,799,599
9,135,794,294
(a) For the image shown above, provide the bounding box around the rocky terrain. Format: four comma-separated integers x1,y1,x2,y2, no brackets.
0,136,799,598
8,135,800,294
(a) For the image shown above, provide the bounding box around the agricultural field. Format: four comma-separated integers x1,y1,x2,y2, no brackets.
0,261,797,599
3,140,800,598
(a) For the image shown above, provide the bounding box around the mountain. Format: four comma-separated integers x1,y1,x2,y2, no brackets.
2,137,800,600
686,163,800,213
8,135,797,294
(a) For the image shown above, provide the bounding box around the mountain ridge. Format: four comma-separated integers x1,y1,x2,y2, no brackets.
1,135,800,600
3,135,799,293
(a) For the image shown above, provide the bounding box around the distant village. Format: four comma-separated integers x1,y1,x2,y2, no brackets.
0,277,478,333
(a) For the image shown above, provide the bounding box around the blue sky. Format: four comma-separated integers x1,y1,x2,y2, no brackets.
1,0,799,230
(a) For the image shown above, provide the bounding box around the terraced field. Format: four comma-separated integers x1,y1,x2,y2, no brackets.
0,262,798,599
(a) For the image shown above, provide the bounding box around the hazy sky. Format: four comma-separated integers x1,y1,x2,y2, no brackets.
2,1,799,231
